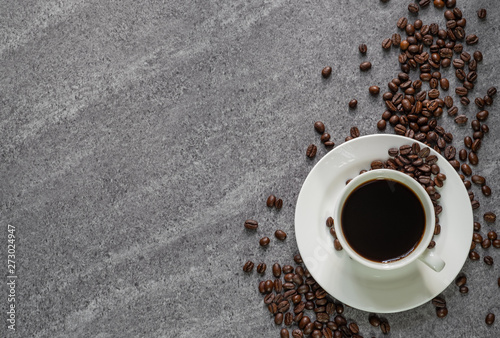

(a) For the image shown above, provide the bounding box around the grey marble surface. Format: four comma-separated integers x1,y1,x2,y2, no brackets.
1,0,499,337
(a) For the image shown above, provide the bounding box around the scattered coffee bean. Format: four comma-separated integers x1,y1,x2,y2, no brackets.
380,320,391,333
244,219,258,230
359,44,367,54
321,133,331,143
369,86,380,95
459,286,469,294
275,230,287,241
408,3,419,13
326,217,334,227
281,328,290,338
314,121,325,133
306,144,317,159
334,239,342,251
349,99,358,108
267,195,276,207
485,313,495,326
477,8,487,19
347,128,361,141
260,237,270,247
469,251,480,260
484,256,494,265
322,67,332,78
369,315,381,327
360,62,372,71
382,38,392,49
455,275,467,287
482,186,491,196
275,198,283,209
484,212,497,223
466,34,479,45
243,261,254,272
257,263,266,274
436,307,448,318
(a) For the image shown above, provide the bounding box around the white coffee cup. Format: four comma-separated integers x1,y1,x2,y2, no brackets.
333,169,445,272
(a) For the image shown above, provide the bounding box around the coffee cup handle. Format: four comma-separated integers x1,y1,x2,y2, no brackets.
418,249,445,272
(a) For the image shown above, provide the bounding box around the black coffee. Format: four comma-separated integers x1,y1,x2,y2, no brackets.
341,179,425,263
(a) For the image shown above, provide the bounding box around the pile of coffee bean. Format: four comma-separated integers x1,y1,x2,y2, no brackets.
244,253,375,337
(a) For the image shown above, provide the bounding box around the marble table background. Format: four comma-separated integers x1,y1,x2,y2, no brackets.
1,0,499,337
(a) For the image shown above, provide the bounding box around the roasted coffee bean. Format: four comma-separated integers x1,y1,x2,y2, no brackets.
264,293,275,304
488,231,497,240
325,217,334,228
471,175,485,185
471,119,481,131
397,16,409,29
487,87,497,97
380,320,391,333
494,240,500,248
482,124,489,133
350,127,360,138
358,44,367,54
260,237,270,247
294,254,303,264
392,33,402,46
455,275,467,287
272,263,281,277
314,121,325,133
360,61,372,71
482,239,491,249
275,312,284,325
466,34,478,45
257,263,267,274
455,87,468,96
369,314,381,327
470,198,480,209
460,97,470,106
482,186,491,196
464,136,473,148
477,8,487,19
275,230,287,241
322,67,332,78
348,99,358,110
477,110,489,121
284,312,294,326
458,149,467,161
484,212,497,223
275,198,283,209
306,144,317,158
454,115,468,124
471,139,481,152
280,328,290,338
408,2,419,13
469,152,478,165
377,119,387,130
243,260,254,272
468,71,478,83
484,256,494,265
266,194,276,207
369,86,380,95
485,313,495,325
432,296,447,308
436,307,448,318
299,316,311,329
244,219,258,230
461,163,472,176
382,38,392,49
459,286,469,294
268,302,278,314
259,281,266,293
469,251,480,260
303,323,314,335
292,329,303,338
453,58,465,69
321,133,331,143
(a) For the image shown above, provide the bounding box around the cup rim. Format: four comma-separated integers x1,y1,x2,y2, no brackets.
333,169,436,270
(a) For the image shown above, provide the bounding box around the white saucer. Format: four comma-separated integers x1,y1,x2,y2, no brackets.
294,134,473,313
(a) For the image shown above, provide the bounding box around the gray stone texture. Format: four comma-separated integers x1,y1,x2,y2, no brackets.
1,0,499,337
